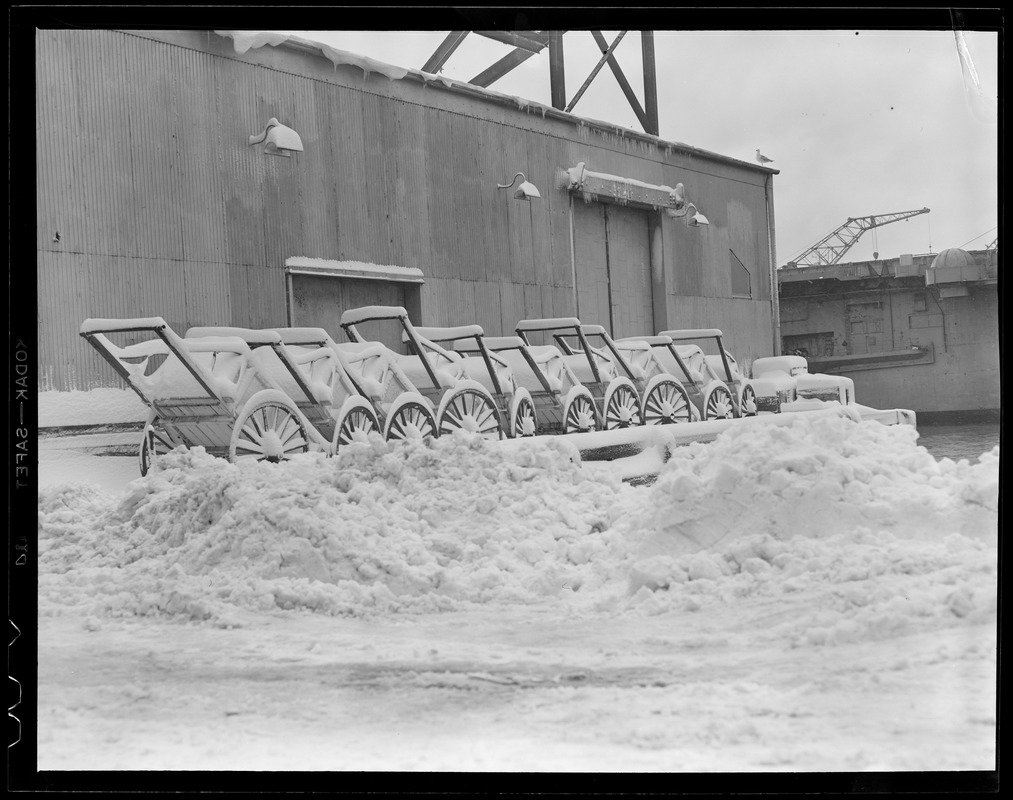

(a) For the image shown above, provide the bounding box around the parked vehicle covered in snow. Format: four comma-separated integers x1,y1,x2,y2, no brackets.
403,325,538,438
340,306,505,440
749,355,856,414
552,324,694,426
454,327,600,435
658,329,758,420
515,318,643,431
80,317,320,475
616,329,755,421
184,325,428,451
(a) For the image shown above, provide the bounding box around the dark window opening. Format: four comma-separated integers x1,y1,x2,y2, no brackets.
730,249,751,298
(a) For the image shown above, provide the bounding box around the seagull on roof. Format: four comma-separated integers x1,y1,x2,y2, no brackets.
755,149,774,165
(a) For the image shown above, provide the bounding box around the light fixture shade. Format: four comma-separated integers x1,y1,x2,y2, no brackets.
515,180,541,200
686,204,710,227
265,124,303,155
249,117,304,157
498,171,540,201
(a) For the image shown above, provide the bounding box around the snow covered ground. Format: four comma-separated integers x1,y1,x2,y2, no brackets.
34,395,998,773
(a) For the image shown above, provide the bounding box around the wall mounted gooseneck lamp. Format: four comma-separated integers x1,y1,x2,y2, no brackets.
685,203,710,227
497,172,541,200
249,117,304,157
664,182,709,227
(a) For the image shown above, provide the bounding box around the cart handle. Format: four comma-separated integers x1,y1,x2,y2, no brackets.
658,328,725,340
339,305,409,327
515,317,581,333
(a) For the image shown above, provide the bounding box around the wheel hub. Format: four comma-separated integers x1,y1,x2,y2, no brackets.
459,415,481,433
258,430,286,460
712,400,732,418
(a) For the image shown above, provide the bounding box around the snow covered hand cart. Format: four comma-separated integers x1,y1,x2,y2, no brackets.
616,329,756,421
517,317,685,431
339,306,505,440
184,325,400,453
657,329,758,419
450,329,597,435
79,317,320,475
552,323,694,426
403,324,539,438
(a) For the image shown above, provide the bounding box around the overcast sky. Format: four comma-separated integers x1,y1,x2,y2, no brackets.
275,29,998,266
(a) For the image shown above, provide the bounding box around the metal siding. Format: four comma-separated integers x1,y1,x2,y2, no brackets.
500,126,535,286
360,92,393,265
219,54,268,267
334,88,371,260
424,107,458,280
120,33,186,262
523,283,545,320
476,119,511,283
472,281,504,337
175,43,227,264
308,80,342,259
386,99,416,269
37,32,89,258
528,134,553,290
400,102,433,274
499,282,527,334
36,30,776,390
437,277,478,329
257,66,307,273
184,261,232,327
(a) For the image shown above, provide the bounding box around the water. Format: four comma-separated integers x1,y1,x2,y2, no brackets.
915,422,1001,462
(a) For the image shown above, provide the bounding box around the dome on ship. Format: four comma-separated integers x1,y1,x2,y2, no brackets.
930,248,976,269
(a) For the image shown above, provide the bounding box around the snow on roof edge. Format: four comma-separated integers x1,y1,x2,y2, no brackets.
285,257,425,283
212,31,775,175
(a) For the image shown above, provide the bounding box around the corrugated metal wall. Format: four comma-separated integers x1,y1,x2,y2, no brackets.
37,29,775,390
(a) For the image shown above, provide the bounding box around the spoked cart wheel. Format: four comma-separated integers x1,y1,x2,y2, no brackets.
642,376,693,425
384,393,438,442
437,384,502,440
230,391,311,464
138,418,184,476
333,396,381,451
509,387,538,438
563,386,599,434
738,383,758,417
703,382,736,420
602,377,643,429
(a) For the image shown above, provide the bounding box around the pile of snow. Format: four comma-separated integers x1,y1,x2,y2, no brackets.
38,415,998,641
39,434,631,625
622,415,998,644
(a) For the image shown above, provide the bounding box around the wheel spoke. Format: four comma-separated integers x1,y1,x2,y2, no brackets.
241,421,265,446
235,437,265,455
706,387,733,419
389,402,434,441
341,408,377,445
233,402,309,462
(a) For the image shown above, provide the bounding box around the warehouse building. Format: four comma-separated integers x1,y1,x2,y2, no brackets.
36,29,780,391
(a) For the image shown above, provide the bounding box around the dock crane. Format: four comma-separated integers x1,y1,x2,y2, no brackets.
784,207,931,268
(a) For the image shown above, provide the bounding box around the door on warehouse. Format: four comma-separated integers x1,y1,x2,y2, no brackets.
287,272,421,353
571,199,655,339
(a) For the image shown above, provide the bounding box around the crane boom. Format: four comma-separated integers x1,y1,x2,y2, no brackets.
785,207,930,268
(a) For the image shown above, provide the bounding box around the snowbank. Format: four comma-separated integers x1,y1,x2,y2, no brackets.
39,434,629,624
621,414,998,644
38,414,998,642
